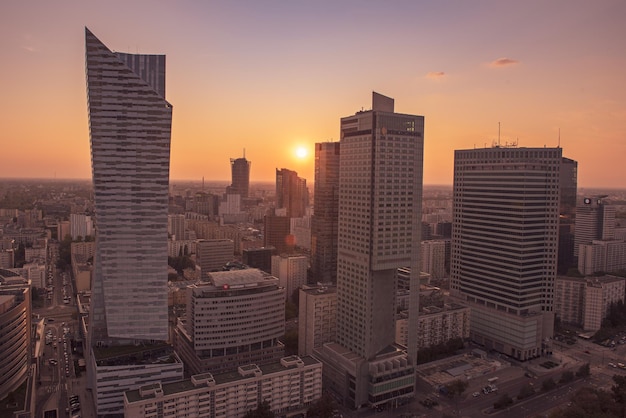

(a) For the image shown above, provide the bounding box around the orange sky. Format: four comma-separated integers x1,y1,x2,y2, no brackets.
1,1,626,188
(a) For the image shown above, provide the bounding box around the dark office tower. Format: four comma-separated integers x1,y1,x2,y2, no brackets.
311,142,340,282
558,157,578,273
316,92,423,409
264,214,293,254
243,246,275,273
228,154,251,198
450,146,563,361
276,168,308,218
85,28,182,414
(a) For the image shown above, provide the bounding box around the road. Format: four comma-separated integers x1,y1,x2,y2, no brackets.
34,263,80,418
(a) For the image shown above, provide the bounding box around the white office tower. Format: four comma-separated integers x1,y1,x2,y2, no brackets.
85,28,182,415
451,146,562,361
70,213,94,240
168,214,186,241
316,92,423,409
271,254,308,302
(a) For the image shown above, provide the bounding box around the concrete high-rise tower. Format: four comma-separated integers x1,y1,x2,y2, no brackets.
450,146,563,361
311,142,340,282
317,92,423,409
276,168,308,218
86,28,171,343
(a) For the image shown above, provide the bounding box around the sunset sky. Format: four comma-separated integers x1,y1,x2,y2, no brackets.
2,1,625,188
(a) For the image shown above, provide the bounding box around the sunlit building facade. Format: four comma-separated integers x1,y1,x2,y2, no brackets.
317,92,423,409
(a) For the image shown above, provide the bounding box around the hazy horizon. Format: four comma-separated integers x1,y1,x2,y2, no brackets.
2,1,625,188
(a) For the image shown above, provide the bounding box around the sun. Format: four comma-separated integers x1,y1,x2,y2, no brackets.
295,146,308,159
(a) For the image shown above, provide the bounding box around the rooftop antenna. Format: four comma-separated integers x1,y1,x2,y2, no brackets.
243,148,246,158
498,122,501,146
202,176,204,191
558,128,561,147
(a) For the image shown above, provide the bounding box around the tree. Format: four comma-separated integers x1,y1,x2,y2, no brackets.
243,400,274,418
493,393,513,410
307,393,337,418
576,363,591,378
445,379,469,416
560,370,575,384
541,377,556,392
612,374,626,417
282,329,298,356
285,301,298,320
517,383,535,400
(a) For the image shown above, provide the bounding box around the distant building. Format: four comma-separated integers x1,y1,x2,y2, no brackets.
242,247,275,274
228,155,251,199
264,214,293,254
578,239,626,275
196,239,234,276
311,142,340,282
271,254,308,302
420,240,446,279
396,302,470,349
575,196,616,258
558,158,578,273
298,284,337,356
582,275,625,331
88,345,184,416
0,249,14,269
276,168,308,218
57,220,70,241
554,276,587,327
174,269,285,375
555,275,626,330
0,270,31,402
124,356,322,418
168,214,186,241
70,213,94,240
291,214,311,250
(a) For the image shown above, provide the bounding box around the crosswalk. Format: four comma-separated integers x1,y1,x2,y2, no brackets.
46,383,59,394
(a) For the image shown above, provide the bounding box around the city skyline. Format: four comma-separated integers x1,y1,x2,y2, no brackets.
2,1,626,187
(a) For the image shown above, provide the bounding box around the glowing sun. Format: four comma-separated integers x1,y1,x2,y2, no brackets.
295,146,308,159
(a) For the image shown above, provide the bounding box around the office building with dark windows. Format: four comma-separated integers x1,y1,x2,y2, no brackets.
450,146,564,361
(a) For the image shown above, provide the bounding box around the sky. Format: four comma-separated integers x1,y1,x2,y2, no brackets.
1,1,625,188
